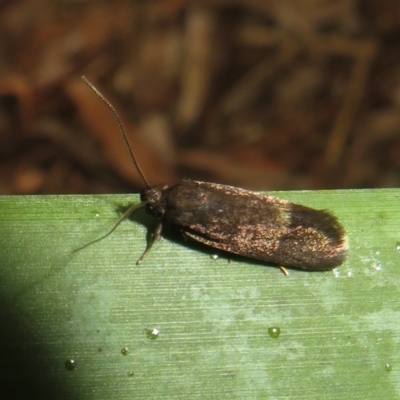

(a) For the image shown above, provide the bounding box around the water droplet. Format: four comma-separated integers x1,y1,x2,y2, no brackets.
268,327,281,338
386,363,392,372
396,242,400,252
95,213,100,218
373,262,382,271
210,254,219,260
121,347,129,356
347,271,353,277
375,251,381,256
127,371,134,377
146,328,159,340
65,359,76,371
332,268,340,278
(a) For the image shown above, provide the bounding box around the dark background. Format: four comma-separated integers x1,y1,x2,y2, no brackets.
1,0,400,194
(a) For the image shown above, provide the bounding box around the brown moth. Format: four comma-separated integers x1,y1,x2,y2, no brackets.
76,77,348,271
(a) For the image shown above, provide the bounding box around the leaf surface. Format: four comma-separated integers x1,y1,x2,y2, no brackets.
0,190,398,399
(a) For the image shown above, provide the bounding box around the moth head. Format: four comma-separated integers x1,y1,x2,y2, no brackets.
140,186,168,217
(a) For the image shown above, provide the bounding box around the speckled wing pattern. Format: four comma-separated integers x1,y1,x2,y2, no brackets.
162,180,348,270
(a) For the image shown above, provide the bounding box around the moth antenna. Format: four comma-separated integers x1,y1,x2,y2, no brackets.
72,202,146,254
81,76,150,189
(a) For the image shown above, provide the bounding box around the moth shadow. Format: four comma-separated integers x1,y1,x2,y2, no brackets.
117,204,159,244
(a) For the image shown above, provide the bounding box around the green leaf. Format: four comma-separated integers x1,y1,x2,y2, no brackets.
0,190,399,399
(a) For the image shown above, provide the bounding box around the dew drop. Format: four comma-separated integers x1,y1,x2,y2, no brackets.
332,268,341,278
127,371,134,377
386,363,392,372
268,327,281,339
65,359,76,371
146,328,159,340
396,242,400,252
121,347,129,356
373,262,382,271
210,254,219,260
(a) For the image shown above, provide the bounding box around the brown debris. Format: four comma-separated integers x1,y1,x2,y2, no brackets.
0,1,400,194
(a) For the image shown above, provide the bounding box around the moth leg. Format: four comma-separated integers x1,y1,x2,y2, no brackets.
183,231,223,249
136,222,163,265
279,266,289,276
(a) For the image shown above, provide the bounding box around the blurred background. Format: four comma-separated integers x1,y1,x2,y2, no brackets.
1,0,400,195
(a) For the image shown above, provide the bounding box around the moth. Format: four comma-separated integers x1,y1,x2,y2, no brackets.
76,77,348,271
